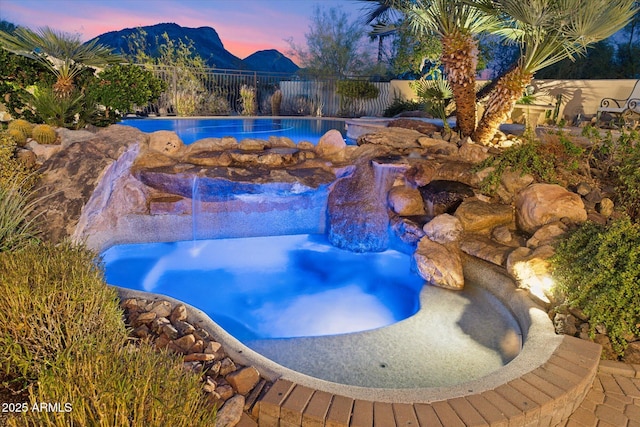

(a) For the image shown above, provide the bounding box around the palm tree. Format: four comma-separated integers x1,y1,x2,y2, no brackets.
361,0,499,137
0,26,121,98
472,0,637,144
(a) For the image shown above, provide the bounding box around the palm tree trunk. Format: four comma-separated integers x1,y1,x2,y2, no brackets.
441,31,478,137
472,66,533,145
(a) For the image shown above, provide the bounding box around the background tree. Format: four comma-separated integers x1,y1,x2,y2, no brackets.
472,0,637,144
287,6,374,78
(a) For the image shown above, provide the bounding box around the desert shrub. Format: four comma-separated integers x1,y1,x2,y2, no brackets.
196,92,230,116
0,243,127,390
383,97,425,117
551,217,640,356
12,342,217,427
0,172,40,252
474,137,558,195
581,127,640,221
240,84,257,116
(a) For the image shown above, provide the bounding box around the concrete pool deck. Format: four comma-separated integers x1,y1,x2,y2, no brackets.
116,255,605,426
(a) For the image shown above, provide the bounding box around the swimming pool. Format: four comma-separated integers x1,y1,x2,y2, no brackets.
102,234,423,341
119,117,347,145
103,233,523,387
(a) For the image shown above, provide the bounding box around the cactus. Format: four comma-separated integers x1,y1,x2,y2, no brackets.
271,89,282,116
32,124,58,145
7,119,33,139
8,128,27,147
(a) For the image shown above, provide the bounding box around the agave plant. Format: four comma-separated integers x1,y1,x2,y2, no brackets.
471,0,637,144
0,26,121,98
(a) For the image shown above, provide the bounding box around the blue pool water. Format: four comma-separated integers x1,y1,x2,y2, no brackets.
119,117,347,145
102,234,423,341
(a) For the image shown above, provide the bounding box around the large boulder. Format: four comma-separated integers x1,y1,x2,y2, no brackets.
327,157,390,252
454,198,514,235
413,237,464,290
388,185,425,216
316,129,346,157
418,180,475,216
34,125,147,243
515,183,587,234
422,214,463,244
148,130,184,158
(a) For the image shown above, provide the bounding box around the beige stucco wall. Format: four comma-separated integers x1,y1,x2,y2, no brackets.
390,79,638,122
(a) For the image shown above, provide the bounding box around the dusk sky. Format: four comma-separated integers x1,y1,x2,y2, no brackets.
0,0,369,60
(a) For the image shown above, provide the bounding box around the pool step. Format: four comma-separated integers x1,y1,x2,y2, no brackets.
255,335,601,427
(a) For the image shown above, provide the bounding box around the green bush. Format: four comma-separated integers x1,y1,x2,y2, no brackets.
13,343,217,427
85,64,166,119
336,80,379,117
0,243,127,389
551,217,640,356
612,130,640,221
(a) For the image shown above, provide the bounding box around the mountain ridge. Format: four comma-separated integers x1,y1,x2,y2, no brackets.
88,22,299,73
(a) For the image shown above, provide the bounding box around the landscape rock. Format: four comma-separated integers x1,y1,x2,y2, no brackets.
327,156,390,252
458,140,490,163
215,395,245,427
357,127,422,150
526,221,567,248
623,341,640,364
418,180,475,216
148,130,184,157
226,366,260,395
387,118,439,135
316,129,346,157
413,237,464,290
454,198,514,234
422,214,463,244
597,197,614,217
390,214,426,245
515,183,587,235
506,245,556,292
459,234,512,266
387,185,425,216
35,125,145,243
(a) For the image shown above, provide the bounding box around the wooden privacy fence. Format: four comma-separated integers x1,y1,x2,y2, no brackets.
138,65,391,117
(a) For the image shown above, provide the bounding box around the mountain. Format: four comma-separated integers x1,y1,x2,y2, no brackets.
243,49,299,74
89,23,298,73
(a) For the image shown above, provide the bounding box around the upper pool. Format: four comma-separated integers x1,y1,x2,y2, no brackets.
119,117,347,145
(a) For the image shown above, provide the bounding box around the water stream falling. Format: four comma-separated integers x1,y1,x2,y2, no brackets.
191,176,200,243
